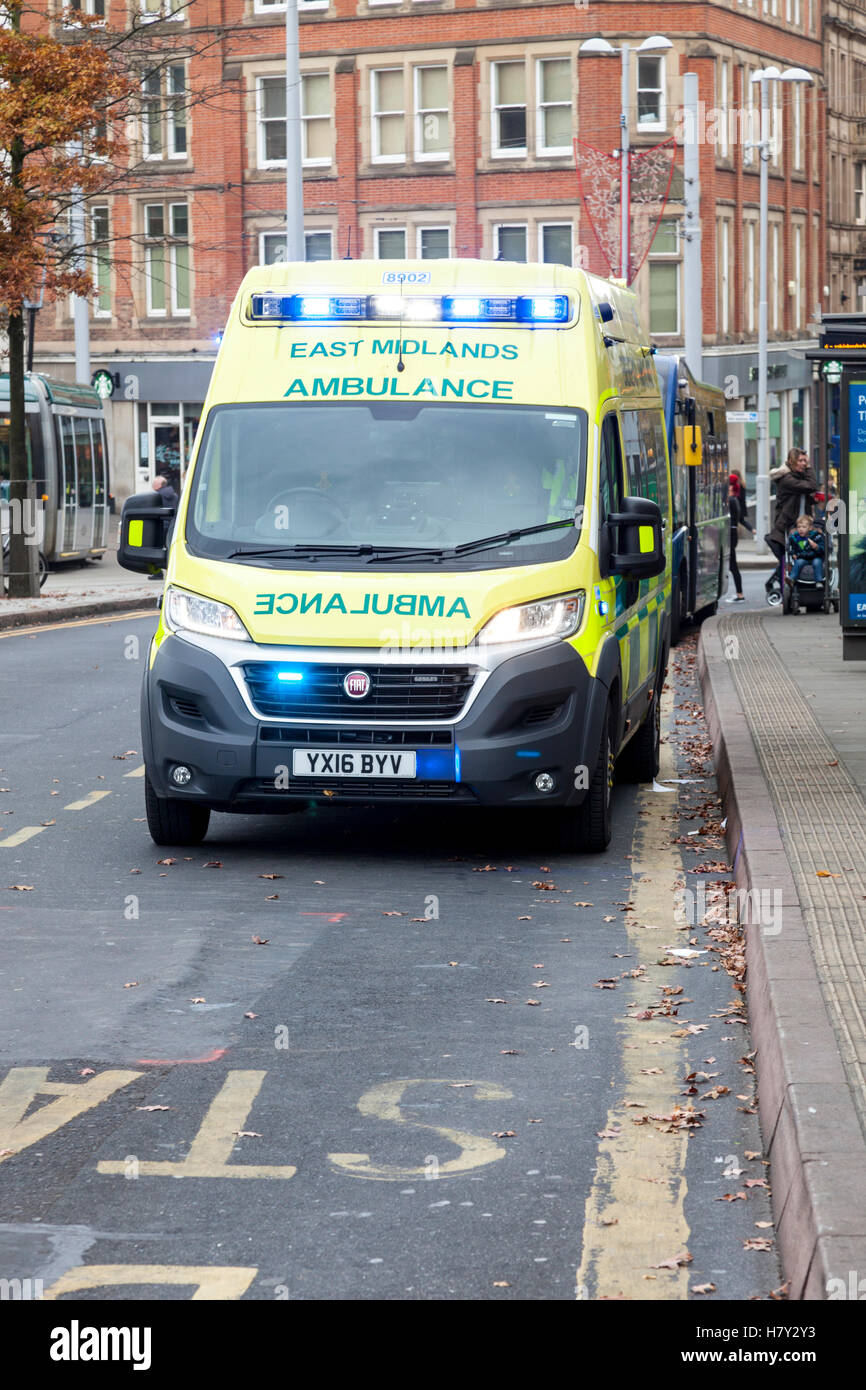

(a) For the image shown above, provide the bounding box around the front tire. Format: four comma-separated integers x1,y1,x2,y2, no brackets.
144,771,210,846
560,704,613,854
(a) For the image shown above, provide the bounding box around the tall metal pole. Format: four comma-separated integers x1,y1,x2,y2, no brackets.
70,195,90,385
682,72,702,377
285,0,304,261
620,44,630,282
756,75,771,548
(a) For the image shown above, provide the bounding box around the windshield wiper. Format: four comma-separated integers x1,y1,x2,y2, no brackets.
370,519,576,564
226,544,378,560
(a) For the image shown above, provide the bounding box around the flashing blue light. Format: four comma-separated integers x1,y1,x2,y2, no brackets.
455,746,461,783
516,294,569,323
516,750,542,758
415,747,459,781
441,295,517,322
250,293,366,322
276,670,304,682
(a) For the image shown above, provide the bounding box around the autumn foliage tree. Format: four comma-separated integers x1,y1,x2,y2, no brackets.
0,2,133,595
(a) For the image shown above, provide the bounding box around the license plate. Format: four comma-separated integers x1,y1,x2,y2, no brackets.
291,749,417,779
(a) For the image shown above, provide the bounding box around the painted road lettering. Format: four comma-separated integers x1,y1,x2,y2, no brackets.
0,1067,141,1162
97,1070,297,1179
43,1264,258,1301
329,1078,513,1180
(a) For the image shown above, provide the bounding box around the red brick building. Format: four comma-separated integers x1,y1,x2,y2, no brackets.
31,0,825,500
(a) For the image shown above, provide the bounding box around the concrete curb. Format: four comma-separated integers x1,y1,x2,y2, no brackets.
698,617,866,1300
0,592,159,632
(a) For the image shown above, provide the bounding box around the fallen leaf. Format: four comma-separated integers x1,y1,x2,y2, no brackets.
448,961,459,967
574,901,594,908
717,1193,747,1203
491,1131,516,1138
692,1283,716,1295
597,1126,621,1139
189,997,206,1004
381,911,403,917
650,1251,693,1270
137,1104,172,1112
595,980,618,990
260,873,284,880
251,936,269,946
600,1217,618,1227
129,868,141,874
744,1178,769,1189
744,1150,762,1161
124,981,139,988
743,1238,773,1252
79,1068,95,1076
243,1012,258,1020
641,1067,663,1075
157,858,177,866
500,1050,520,1055
755,1221,774,1229
517,916,532,921
203,861,223,868
525,999,541,1006
486,998,508,1004
234,1130,262,1138
40,819,55,827
492,1281,510,1288
7,884,34,891
265,894,279,901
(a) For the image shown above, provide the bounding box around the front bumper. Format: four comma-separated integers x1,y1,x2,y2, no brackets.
142,632,609,811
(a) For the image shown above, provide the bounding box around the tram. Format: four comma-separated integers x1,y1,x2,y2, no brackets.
0,373,110,572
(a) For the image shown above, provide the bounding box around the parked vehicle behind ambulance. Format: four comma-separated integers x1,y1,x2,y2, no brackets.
118,259,671,851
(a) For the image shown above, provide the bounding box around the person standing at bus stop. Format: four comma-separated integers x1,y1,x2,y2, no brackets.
726,477,751,602
764,449,817,593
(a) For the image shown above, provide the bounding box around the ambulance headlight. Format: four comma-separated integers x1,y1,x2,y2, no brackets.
476,592,584,645
164,586,251,641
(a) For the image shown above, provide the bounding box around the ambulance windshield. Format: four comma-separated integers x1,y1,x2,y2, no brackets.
186,401,587,570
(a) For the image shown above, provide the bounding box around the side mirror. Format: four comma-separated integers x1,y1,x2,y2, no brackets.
675,422,703,466
117,491,173,573
607,495,666,579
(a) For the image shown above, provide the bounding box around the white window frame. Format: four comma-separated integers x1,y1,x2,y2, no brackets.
494,222,528,261
259,229,335,263
413,65,449,163
254,0,329,11
301,72,332,167
143,201,190,318
371,68,406,164
91,205,111,319
66,0,106,21
648,218,680,335
793,83,802,170
535,56,572,157
538,221,573,266
375,226,407,258
855,163,866,225
138,0,185,21
416,225,451,258
491,60,527,159
718,219,730,334
794,223,803,327
257,75,287,169
718,60,729,158
636,54,666,131
745,221,756,333
142,62,188,161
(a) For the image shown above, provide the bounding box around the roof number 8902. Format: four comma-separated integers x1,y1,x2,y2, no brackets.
381,271,431,285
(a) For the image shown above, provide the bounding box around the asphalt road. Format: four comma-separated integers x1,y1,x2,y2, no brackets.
0,605,781,1302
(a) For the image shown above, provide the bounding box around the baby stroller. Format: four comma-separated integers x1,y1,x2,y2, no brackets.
782,515,835,614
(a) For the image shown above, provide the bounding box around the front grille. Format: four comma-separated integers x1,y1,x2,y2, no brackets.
523,703,564,726
242,663,477,721
260,726,452,746
242,777,472,801
168,694,202,720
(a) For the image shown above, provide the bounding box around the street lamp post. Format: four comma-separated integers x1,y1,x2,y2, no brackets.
285,0,304,262
751,66,813,549
579,35,673,282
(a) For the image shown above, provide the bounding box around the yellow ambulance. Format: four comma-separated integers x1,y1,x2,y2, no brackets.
118,259,671,851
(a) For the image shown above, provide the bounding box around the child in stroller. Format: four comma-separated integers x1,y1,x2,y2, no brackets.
783,513,825,613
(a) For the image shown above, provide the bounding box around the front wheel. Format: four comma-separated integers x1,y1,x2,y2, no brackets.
144,771,211,846
559,705,613,854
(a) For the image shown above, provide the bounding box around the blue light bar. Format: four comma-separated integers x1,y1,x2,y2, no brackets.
276,670,304,682
248,291,571,326
415,747,458,781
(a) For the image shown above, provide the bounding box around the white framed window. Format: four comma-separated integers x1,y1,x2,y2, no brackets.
142,63,187,160
792,84,802,170
301,73,331,165
648,219,679,334
793,223,803,327
539,221,572,265
717,61,729,158
717,219,730,333
413,66,449,161
745,220,756,332
771,222,780,331
144,202,190,317
257,74,332,168
856,163,866,225
536,57,572,155
260,229,334,263
637,55,665,129
371,68,405,162
743,67,755,166
417,226,450,258
138,0,185,20
91,205,111,318
495,223,527,261
67,0,106,18
254,0,329,11
492,61,527,157
375,227,406,258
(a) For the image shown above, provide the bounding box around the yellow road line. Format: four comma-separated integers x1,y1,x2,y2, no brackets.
0,609,156,640
43,1264,258,1301
124,765,145,778
64,790,112,811
0,826,45,848
576,686,692,1300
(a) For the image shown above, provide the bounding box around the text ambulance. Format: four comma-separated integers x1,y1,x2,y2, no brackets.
118,259,671,852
